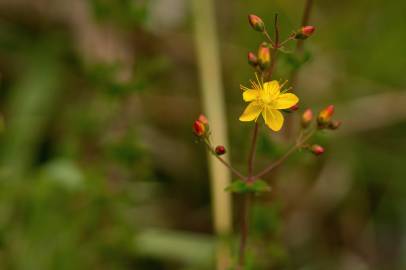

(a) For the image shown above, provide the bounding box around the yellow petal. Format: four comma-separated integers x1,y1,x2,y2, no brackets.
242,89,260,102
273,93,299,109
262,108,284,131
239,102,262,122
263,80,280,99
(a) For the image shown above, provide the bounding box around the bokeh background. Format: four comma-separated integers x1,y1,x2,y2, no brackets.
0,0,405,269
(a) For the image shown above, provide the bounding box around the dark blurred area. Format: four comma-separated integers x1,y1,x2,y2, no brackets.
0,0,405,269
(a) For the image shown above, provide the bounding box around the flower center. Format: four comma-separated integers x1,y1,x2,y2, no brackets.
260,90,274,104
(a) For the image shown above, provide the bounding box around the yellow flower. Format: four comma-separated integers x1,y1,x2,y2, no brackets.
239,76,299,131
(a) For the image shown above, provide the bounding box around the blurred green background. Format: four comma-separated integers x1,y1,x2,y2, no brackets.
0,0,405,269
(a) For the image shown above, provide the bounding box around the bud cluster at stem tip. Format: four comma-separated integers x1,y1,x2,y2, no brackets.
193,114,209,137
317,105,335,128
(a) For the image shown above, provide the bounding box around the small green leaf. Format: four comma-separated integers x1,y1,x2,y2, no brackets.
225,180,248,193
249,179,271,193
225,179,271,194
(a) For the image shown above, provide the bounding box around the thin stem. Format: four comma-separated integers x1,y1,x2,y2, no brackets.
237,120,260,269
214,155,246,180
266,14,280,81
247,122,259,177
274,14,280,48
285,0,314,139
204,138,246,180
297,0,314,51
263,30,275,47
253,128,316,180
237,194,252,269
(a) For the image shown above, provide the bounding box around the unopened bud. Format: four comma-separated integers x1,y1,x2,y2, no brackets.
198,114,209,125
290,103,299,111
317,105,335,127
258,43,271,69
193,120,205,137
248,52,258,67
310,144,324,156
248,14,265,32
295,25,316,40
301,108,313,128
215,145,226,155
328,120,342,130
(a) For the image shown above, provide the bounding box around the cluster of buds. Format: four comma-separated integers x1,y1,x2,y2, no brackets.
193,114,208,137
294,26,316,40
193,114,226,156
248,42,271,71
300,105,342,156
317,105,341,130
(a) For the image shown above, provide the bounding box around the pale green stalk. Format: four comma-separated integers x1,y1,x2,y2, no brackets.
191,0,232,268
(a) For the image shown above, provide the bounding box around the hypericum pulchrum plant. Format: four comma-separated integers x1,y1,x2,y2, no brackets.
193,13,341,270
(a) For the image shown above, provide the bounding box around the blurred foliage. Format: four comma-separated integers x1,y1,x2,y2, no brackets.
0,0,404,269
90,0,149,28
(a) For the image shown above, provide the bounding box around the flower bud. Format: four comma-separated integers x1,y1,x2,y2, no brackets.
248,14,265,32
248,52,258,67
310,144,324,156
258,43,271,69
301,108,313,128
294,25,316,40
328,120,342,130
215,145,226,155
198,114,209,125
317,105,335,127
193,120,205,137
290,103,299,111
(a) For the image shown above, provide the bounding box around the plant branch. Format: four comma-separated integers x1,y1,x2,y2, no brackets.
247,122,259,177
266,13,280,81
253,128,316,180
237,193,252,269
297,0,314,51
203,138,246,180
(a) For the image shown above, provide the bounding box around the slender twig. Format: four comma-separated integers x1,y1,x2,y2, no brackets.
247,122,259,177
263,30,275,47
237,121,260,269
214,155,246,180
253,128,316,180
273,14,280,48
238,193,252,269
285,0,314,138
204,138,246,180
266,14,280,81
297,0,314,51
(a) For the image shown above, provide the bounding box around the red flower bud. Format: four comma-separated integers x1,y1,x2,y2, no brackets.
328,120,342,130
290,103,299,111
198,114,209,125
248,52,258,67
310,144,324,156
302,26,315,36
301,108,313,128
317,105,335,127
215,145,226,155
257,43,271,69
294,25,316,40
248,14,265,32
193,120,205,137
